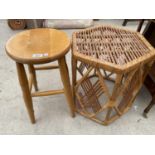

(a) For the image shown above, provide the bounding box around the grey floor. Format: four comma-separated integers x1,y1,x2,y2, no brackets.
0,19,155,134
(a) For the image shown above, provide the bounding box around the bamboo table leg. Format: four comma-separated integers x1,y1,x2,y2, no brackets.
58,57,75,117
72,56,77,103
28,64,38,91
16,62,35,124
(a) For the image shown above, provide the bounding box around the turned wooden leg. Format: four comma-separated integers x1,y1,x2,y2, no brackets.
16,62,35,123
58,57,75,117
28,64,38,91
72,56,77,104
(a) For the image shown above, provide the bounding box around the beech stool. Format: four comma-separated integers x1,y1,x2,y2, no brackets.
72,25,155,125
5,28,75,123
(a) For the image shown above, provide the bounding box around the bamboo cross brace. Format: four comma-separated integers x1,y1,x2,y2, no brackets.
96,69,110,97
75,66,93,91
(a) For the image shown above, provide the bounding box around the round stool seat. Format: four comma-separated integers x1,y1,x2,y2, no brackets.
6,28,70,64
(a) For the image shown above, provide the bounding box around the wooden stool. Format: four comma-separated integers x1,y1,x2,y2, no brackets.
5,28,75,124
72,25,155,125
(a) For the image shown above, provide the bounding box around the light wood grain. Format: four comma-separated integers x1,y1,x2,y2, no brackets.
58,57,75,117
16,63,35,124
6,28,70,64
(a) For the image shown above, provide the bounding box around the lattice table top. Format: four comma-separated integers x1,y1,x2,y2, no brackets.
72,25,155,73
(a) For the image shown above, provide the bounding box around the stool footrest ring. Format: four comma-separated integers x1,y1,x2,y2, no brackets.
34,65,59,70
31,89,64,97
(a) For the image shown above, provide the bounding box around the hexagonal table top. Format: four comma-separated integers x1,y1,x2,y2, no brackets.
72,25,155,72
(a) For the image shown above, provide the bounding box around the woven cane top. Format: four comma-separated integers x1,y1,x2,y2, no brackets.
72,25,155,72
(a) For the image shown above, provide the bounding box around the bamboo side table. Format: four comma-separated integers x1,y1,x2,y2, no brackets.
72,25,155,125
5,28,75,124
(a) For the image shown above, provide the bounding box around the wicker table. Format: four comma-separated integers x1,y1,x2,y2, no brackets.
72,25,155,125
5,28,75,123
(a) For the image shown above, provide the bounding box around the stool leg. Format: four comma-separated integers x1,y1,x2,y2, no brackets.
16,62,35,123
28,64,38,91
58,57,75,117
